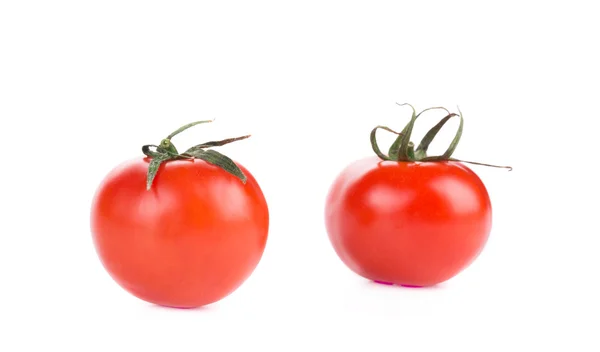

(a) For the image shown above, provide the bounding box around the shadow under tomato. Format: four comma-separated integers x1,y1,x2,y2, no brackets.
147,303,216,312
366,280,447,291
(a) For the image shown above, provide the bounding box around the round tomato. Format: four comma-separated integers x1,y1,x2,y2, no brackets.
324,105,509,287
90,121,269,308
325,157,492,287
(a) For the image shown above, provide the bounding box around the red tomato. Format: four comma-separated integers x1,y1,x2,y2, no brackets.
325,157,492,287
91,151,268,308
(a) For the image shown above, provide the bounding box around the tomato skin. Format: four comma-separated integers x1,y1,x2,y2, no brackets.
90,157,269,308
325,156,492,287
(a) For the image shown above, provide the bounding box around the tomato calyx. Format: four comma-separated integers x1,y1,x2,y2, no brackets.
142,120,250,190
370,103,513,170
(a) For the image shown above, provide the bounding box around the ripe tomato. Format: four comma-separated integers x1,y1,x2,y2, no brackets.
325,157,491,287
324,104,509,287
90,121,269,308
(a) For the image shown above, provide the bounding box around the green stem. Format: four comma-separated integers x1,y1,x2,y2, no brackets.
370,103,511,171
142,120,250,190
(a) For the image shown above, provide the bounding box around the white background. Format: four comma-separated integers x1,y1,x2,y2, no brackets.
1,1,599,351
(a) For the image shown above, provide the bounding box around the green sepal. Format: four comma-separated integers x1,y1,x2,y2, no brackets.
394,103,417,161
387,123,410,161
414,113,458,160
186,149,247,184
167,120,213,139
142,144,163,158
370,125,403,161
440,107,464,159
390,106,451,160
418,156,513,171
184,135,251,154
447,158,513,170
146,153,171,190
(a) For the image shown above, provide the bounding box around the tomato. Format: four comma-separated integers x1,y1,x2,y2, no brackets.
325,157,492,287
90,121,269,308
324,104,509,287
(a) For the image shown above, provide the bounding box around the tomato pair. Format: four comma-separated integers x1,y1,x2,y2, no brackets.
90,105,509,308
